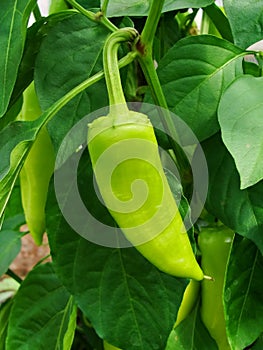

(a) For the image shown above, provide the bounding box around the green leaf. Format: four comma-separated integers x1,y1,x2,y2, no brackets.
0,299,14,350
202,133,263,255
1,179,24,223
153,11,181,62
0,230,22,277
0,0,36,118
225,235,263,350
6,263,77,350
7,11,76,112
0,119,39,220
218,75,263,189
251,334,263,349
35,13,109,155
165,302,217,350
0,96,22,132
47,150,188,350
154,35,244,141
202,3,233,42
224,0,263,49
102,0,213,17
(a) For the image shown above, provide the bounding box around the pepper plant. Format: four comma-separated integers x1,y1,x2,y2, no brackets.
0,0,263,349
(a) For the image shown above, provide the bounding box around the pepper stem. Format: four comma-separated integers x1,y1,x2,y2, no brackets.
203,274,214,281
103,28,139,116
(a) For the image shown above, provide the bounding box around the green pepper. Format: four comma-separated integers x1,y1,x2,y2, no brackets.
174,279,200,327
198,225,234,350
103,340,121,350
19,82,55,245
87,28,204,280
49,0,69,13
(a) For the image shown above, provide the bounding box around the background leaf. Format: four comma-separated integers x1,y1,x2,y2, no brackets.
150,35,244,141
224,235,263,350
218,75,263,189
6,263,77,350
251,334,263,349
224,0,263,49
47,149,188,350
102,0,214,17
35,13,109,155
7,11,76,114
0,299,13,350
202,133,263,254
0,230,22,277
202,3,233,42
0,119,40,220
0,0,36,118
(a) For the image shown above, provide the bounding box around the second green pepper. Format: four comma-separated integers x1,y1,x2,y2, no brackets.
198,225,234,349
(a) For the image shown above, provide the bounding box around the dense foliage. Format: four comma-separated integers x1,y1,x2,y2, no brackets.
0,0,263,349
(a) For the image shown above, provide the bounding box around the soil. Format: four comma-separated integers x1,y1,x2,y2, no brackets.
9,232,51,279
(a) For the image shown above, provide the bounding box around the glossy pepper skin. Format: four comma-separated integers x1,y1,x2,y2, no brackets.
174,279,200,327
49,0,69,13
198,226,234,350
103,340,121,350
88,111,204,281
19,83,55,245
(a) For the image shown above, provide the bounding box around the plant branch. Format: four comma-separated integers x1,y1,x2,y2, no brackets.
38,51,137,129
101,0,110,15
136,0,192,185
33,3,42,21
6,269,23,284
96,12,118,32
66,0,97,21
140,0,165,53
66,0,118,32
138,55,191,178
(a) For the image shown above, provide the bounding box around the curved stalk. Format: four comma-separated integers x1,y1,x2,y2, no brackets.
37,50,137,130
103,28,139,115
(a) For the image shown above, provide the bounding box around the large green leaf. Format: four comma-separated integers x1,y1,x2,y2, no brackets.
0,0,36,118
202,133,263,254
7,10,76,114
225,235,263,350
0,299,13,350
47,149,188,350
35,13,109,154
0,229,22,277
218,75,263,189
224,0,263,49
165,302,217,350
102,0,214,17
154,35,244,141
6,263,77,350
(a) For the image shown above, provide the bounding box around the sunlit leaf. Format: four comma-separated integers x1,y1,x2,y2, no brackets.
218,75,263,189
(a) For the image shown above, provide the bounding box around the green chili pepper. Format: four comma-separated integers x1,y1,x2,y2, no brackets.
198,225,234,350
49,0,69,14
103,340,121,350
19,82,55,245
174,279,200,327
87,28,204,280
